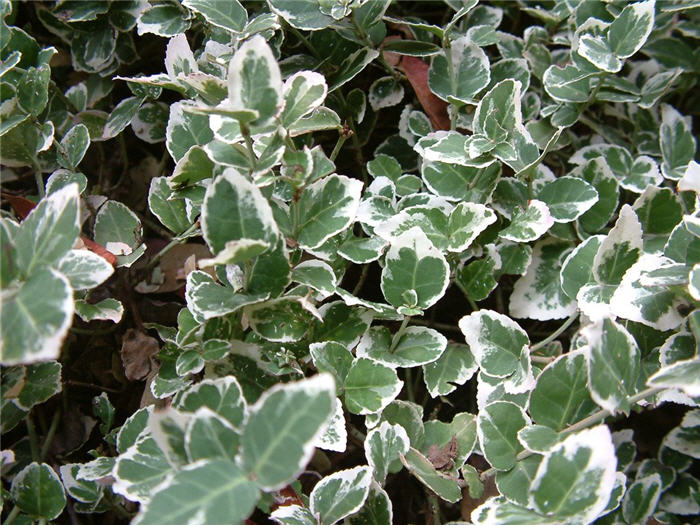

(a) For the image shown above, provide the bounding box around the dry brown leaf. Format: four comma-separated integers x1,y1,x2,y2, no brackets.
120,328,160,381
136,243,212,294
399,55,450,131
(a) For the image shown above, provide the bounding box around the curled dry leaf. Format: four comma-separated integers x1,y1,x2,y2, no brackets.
135,243,212,293
120,328,160,381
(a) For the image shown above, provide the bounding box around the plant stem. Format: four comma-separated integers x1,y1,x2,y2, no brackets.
530,311,579,353
390,316,411,352
32,161,45,198
241,125,258,172
479,386,664,480
25,413,39,462
427,492,442,525
145,222,200,271
329,131,348,162
3,506,21,525
40,408,61,461
405,367,415,403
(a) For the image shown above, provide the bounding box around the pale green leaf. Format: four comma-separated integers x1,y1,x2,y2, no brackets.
11,462,66,520
310,466,372,525
344,357,403,415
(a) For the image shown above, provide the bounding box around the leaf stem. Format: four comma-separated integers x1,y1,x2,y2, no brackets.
32,161,45,198
145,222,200,271
241,124,258,172
530,311,579,353
427,492,442,525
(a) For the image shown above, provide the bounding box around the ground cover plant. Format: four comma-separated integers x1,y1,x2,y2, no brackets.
1,0,699,523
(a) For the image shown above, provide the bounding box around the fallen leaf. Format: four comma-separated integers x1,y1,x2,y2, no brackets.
120,329,160,381
399,55,450,130
135,243,212,294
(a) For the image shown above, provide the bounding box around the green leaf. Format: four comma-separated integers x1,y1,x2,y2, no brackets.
168,145,215,189
421,161,500,203
529,425,617,522
509,240,576,321
575,158,619,233
132,459,258,525
495,456,542,507
357,326,447,369
310,466,372,525
16,361,62,410
647,358,700,397
148,177,191,234
0,268,73,365
293,174,363,250
174,376,247,428
268,0,334,30
447,202,496,252
369,76,404,111
400,448,462,503
536,177,598,223
100,97,141,139
288,106,342,137
472,496,557,524
328,48,380,92
660,104,696,180
292,260,337,297
610,254,687,331
582,318,640,414
338,236,387,264
228,35,282,127
184,410,239,461
422,343,477,398
166,102,213,163
499,200,553,243
45,170,88,195
423,412,477,471
18,65,50,116
310,342,353,392
347,482,393,524
246,297,314,342
344,357,403,415
11,462,66,519
459,309,529,378
58,123,90,169
281,71,328,127
543,64,592,103
477,401,529,471
94,200,144,268
381,228,449,311
57,249,114,290
75,298,124,323
593,204,642,286
560,235,603,300
270,505,316,525
457,256,498,301
240,374,335,490
364,421,410,484
623,474,663,524
529,352,596,431
382,39,440,56
518,425,559,453
182,0,247,33
185,270,268,321
577,35,621,73
137,4,190,37
15,183,80,276
202,168,279,256
607,0,655,58
429,36,490,104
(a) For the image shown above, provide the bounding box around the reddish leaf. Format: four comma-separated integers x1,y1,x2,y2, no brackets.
81,236,118,267
2,193,36,220
400,55,450,131
270,485,305,512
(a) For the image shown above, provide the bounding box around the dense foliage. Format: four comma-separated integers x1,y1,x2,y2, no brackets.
1,1,699,524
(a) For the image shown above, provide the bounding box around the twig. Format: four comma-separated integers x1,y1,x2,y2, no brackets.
40,408,61,461
530,311,579,353
145,222,200,271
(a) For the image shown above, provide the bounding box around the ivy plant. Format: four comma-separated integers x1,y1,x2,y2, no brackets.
1,1,699,524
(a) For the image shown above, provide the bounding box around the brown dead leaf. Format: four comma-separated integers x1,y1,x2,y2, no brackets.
136,243,212,294
120,329,160,381
399,55,450,131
